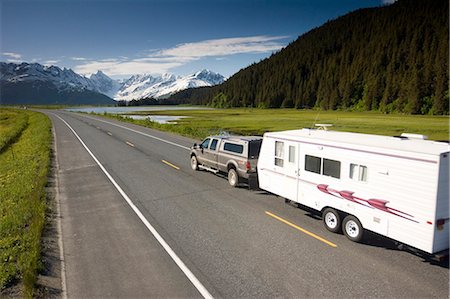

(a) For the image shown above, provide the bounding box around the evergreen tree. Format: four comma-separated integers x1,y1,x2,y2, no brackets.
169,0,449,115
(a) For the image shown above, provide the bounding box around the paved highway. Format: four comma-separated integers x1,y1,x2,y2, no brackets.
44,110,448,298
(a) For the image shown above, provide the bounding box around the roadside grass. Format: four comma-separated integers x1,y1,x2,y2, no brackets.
26,105,69,110
0,109,52,298
0,109,29,152
102,108,449,141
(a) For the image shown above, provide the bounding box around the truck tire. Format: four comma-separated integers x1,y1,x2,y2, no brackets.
190,155,199,170
228,168,239,187
323,208,342,233
343,215,364,242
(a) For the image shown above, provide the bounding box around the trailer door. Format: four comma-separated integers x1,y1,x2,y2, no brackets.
283,142,300,202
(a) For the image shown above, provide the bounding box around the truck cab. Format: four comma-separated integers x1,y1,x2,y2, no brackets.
190,135,262,187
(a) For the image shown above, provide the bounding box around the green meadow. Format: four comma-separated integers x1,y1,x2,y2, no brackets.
0,108,52,297
116,108,449,141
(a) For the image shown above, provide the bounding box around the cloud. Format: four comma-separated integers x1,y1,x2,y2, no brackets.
74,58,185,77
43,60,60,66
2,52,22,59
157,35,288,58
71,57,87,61
73,35,288,77
382,0,397,4
2,52,23,63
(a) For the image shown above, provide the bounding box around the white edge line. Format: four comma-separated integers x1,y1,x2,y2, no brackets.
51,123,68,299
80,114,190,150
52,113,213,299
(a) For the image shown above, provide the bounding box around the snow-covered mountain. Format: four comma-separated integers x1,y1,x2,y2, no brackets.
117,73,177,101
0,62,114,105
1,62,94,91
0,62,225,103
115,70,225,101
89,70,121,98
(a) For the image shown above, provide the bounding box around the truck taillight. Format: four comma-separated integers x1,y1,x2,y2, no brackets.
246,161,251,171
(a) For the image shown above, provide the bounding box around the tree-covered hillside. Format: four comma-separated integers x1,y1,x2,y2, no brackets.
170,0,449,114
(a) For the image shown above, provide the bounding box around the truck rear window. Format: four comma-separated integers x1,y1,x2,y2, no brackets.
224,142,244,154
248,140,262,159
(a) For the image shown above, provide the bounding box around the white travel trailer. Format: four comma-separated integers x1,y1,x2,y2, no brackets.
257,127,449,255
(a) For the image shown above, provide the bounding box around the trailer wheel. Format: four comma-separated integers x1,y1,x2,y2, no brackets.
323,208,341,233
190,155,199,170
343,215,364,242
228,168,239,187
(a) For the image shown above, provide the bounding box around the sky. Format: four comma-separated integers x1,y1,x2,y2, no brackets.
1,0,393,79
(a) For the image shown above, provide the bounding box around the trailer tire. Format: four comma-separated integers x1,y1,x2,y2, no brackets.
323,208,342,233
343,215,364,242
190,155,199,171
228,168,239,187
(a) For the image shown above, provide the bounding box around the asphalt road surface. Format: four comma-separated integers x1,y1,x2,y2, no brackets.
43,110,449,298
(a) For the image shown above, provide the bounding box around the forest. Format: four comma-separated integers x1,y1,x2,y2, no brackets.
169,0,449,115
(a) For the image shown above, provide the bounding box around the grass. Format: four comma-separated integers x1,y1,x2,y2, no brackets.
104,108,449,141
0,109,29,152
0,108,52,298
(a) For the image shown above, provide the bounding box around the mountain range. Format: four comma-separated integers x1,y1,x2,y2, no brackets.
116,69,225,101
0,62,225,105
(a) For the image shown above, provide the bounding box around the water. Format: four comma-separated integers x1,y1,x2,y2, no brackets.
125,115,188,124
65,105,209,114
64,105,206,124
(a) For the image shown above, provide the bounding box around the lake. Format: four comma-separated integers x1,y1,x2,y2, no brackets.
65,105,210,124
65,105,210,114
125,115,188,124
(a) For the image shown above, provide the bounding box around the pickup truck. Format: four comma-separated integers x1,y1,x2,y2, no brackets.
190,135,263,187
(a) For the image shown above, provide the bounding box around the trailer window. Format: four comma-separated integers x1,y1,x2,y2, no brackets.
305,155,321,174
224,142,244,154
323,158,341,179
360,165,368,181
289,146,296,163
350,164,357,179
305,156,341,179
275,141,284,167
350,164,368,182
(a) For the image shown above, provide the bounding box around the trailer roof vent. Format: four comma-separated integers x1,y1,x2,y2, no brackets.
400,133,428,140
315,124,333,131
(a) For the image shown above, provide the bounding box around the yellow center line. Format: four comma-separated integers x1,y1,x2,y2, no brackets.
162,160,180,170
126,141,135,147
265,211,337,248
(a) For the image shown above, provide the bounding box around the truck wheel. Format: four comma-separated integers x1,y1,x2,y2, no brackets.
343,215,364,242
323,208,341,233
228,168,239,187
190,155,199,170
